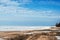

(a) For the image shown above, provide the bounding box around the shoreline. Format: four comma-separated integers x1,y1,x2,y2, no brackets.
0,26,55,31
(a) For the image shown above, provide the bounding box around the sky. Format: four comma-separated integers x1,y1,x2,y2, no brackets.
0,0,60,26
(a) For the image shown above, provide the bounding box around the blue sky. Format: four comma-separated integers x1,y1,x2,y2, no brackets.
0,0,60,26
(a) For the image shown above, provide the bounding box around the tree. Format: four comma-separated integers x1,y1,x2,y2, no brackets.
56,23,60,27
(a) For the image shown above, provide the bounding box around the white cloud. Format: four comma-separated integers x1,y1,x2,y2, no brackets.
0,0,59,21
0,0,60,7
12,0,32,4
0,5,58,21
0,5,57,16
0,0,19,6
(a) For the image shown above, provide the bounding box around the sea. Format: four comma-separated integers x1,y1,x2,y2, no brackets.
0,26,53,31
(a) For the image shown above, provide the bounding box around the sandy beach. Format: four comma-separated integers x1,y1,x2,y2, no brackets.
0,26,59,40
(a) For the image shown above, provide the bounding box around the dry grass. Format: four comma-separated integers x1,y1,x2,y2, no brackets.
0,30,58,40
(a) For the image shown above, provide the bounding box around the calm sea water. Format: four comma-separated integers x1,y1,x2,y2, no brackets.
0,26,53,31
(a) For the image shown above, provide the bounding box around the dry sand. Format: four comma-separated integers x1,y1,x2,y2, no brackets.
0,30,59,40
